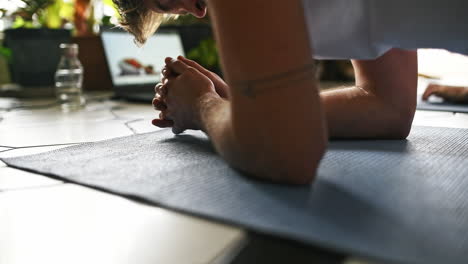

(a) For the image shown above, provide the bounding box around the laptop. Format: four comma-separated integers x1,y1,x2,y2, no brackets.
100,29,185,102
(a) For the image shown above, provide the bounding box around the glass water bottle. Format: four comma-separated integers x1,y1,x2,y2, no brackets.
55,43,85,111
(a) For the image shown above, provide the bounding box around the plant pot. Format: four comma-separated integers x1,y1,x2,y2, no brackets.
72,35,113,91
4,28,71,87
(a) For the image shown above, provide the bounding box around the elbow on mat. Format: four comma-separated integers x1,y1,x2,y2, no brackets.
244,139,327,185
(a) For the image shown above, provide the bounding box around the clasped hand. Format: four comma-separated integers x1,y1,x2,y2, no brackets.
152,56,228,134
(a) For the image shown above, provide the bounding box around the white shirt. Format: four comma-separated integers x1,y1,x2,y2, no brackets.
302,0,468,59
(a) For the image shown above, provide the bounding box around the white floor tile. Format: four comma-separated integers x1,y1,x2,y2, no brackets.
0,120,134,147
126,119,166,134
412,110,468,128
2,103,117,128
0,97,23,110
0,146,69,190
0,184,246,264
414,110,454,119
454,113,468,119
111,101,159,120
0,167,63,190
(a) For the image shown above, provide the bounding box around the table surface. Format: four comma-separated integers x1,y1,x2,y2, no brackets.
1,83,468,264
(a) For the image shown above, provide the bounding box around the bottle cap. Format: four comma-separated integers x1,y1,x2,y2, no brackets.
59,43,79,57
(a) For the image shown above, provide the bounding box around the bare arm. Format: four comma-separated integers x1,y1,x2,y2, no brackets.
197,0,327,184
321,49,418,139
422,84,468,103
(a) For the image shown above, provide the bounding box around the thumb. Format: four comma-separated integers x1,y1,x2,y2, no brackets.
422,84,438,101
178,56,229,98
178,56,212,75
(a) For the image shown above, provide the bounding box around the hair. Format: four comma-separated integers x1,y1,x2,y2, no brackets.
112,0,172,46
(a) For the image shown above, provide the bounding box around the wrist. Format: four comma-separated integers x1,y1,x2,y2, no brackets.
196,92,225,132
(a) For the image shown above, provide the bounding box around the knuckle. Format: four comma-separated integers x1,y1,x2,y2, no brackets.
154,83,162,92
186,67,198,75
161,86,168,95
164,112,173,121
173,60,184,67
152,97,159,105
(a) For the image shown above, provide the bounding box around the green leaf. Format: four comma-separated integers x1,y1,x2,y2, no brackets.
12,16,36,28
0,46,12,62
59,1,74,22
187,38,219,69
42,0,74,28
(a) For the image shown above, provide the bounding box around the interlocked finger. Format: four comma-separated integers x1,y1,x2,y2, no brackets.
165,57,191,75
161,66,178,81
159,111,172,121
152,97,167,111
154,83,163,94
159,112,164,119
162,67,170,77
155,83,169,97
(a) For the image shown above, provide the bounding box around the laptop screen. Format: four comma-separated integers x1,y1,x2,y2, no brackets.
101,30,185,87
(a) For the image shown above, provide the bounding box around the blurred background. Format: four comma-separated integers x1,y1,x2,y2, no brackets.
1,0,468,99
0,0,356,99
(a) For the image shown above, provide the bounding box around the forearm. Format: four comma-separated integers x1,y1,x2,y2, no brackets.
321,85,415,139
197,94,238,165
197,91,325,185
202,0,327,184
197,95,261,180
322,49,418,139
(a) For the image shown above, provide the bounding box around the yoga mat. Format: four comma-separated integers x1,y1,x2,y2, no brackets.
3,126,468,264
417,98,468,113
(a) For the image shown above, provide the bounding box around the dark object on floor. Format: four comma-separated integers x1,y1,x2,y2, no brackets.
4,28,71,87
231,233,345,264
3,126,468,264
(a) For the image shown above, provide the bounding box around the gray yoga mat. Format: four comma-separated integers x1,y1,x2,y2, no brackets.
3,126,468,264
417,98,468,113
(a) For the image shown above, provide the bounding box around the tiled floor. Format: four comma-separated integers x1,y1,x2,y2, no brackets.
0,97,248,264
2,93,468,264
0,184,245,264
0,147,11,152
0,120,136,147
0,167,63,191
413,110,468,129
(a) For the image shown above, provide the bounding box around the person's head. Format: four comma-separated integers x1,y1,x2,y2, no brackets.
112,0,207,45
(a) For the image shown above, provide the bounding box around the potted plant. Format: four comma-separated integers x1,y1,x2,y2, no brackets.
3,0,73,87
